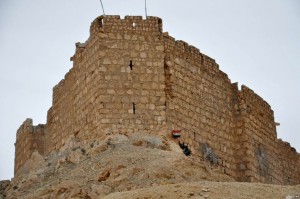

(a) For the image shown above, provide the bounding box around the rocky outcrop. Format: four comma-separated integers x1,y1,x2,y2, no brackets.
5,132,233,198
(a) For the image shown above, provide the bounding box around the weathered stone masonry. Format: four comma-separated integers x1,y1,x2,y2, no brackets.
14,15,300,185
14,119,45,175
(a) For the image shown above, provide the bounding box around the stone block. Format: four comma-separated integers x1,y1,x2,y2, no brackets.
140,52,147,58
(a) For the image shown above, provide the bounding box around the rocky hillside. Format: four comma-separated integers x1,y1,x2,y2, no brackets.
2,131,300,198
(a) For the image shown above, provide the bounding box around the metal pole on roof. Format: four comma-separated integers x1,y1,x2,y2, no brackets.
145,0,148,18
99,0,106,16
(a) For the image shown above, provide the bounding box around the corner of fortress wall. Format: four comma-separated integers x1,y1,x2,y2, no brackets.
14,15,300,184
46,15,166,154
14,119,45,175
233,85,300,184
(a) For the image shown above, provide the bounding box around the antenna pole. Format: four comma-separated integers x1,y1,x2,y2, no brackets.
145,0,148,18
99,0,106,16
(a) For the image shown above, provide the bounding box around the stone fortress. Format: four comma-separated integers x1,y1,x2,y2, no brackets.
15,15,300,185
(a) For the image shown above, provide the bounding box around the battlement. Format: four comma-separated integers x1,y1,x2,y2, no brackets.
16,118,45,137
163,33,220,77
239,85,273,117
90,15,162,36
16,118,33,137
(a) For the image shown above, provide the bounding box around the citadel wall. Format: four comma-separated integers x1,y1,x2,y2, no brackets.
276,140,300,184
163,34,238,178
234,86,300,184
14,119,45,175
14,15,300,185
233,85,278,183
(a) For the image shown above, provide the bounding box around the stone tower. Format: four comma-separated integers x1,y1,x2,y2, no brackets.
14,15,300,185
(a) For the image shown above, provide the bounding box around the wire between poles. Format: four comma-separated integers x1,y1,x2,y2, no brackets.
145,0,148,18
99,0,106,16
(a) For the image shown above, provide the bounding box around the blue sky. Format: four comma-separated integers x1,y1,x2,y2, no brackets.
0,0,299,180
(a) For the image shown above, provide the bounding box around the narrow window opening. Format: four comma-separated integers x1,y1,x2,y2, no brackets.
157,19,162,32
164,101,167,110
129,60,133,70
100,18,105,28
133,103,136,114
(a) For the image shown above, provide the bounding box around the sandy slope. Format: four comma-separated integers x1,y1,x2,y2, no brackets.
103,181,300,199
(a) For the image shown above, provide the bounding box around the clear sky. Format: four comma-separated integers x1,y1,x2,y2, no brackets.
0,0,299,180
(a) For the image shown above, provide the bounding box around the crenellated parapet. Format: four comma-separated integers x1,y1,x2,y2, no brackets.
90,15,163,35
163,32,229,85
238,85,273,118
